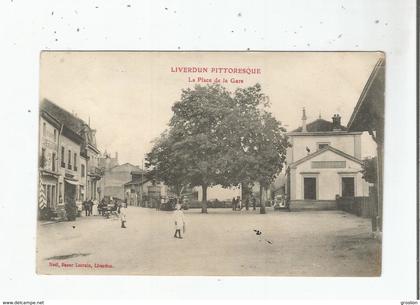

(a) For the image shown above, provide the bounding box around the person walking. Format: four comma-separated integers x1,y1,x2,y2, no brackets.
232,197,236,211
83,200,89,216
237,196,242,211
88,199,93,216
252,196,256,211
173,203,185,239
245,197,249,211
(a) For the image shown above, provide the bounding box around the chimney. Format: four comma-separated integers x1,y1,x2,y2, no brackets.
332,114,342,131
301,107,307,132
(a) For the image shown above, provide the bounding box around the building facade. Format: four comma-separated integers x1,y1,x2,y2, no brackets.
39,99,102,219
286,110,369,210
99,160,141,200
124,171,170,207
39,111,61,211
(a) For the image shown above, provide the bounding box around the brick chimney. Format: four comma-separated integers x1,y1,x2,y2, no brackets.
301,107,307,132
332,114,342,131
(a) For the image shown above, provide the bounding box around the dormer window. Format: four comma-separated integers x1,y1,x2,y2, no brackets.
317,142,330,150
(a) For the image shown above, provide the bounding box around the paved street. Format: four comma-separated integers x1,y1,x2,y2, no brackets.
36,207,381,276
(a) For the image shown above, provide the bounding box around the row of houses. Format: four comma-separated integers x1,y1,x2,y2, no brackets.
39,99,102,218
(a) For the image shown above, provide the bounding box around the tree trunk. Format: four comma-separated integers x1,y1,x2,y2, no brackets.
201,184,208,213
259,183,266,214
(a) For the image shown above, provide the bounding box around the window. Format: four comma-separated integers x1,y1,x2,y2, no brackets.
46,185,51,207
79,186,84,201
81,164,85,177
59,182,63,203
61,146,65,168
53,129,57,142
318,143,330,150
52,153,56,172
40,148,46,168
68,150,72,169
42,122,46,136
74,153,78,171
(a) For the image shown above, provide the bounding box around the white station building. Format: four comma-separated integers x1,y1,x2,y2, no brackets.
286,110,370,210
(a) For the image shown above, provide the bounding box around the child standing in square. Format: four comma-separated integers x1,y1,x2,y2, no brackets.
173,203,185,239
120,205,127,228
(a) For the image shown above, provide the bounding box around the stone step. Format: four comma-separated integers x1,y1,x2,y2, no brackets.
289,200,337,211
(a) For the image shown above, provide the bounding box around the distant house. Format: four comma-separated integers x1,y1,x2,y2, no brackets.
124,171,170,207
123,170,150,206
286,109,370,210
98,160,141,200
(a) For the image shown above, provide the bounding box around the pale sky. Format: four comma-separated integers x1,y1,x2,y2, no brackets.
39,51,382,165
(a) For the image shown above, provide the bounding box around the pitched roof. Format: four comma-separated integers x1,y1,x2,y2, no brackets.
108,163,141,172
289,145,363,168
40,99,98,148
347,57,385,132
124,177,151,186
41,99,85,134
292,118,347,133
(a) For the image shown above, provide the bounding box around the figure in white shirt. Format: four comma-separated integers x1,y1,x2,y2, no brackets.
120,206,127,228
173,203,185,239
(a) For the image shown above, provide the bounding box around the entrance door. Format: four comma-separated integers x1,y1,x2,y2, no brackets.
304,177,317,200
64,181,76,205
342,177,355,197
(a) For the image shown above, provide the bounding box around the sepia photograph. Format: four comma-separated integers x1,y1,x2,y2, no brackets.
37,51,384,276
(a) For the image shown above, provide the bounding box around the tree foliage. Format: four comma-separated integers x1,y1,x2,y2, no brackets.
362,157,377,184
145,83,289,213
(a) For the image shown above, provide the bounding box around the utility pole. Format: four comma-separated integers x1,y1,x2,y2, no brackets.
139,159,144,207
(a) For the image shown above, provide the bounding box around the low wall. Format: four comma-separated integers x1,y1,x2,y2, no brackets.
336,196,372,218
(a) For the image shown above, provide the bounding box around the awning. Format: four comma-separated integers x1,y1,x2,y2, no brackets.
64,178,79,185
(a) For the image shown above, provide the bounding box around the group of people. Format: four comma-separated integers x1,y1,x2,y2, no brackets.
82,199,94,216
97,197,126,215
232,195,257,211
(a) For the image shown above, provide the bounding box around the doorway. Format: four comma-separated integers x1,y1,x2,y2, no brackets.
64,181,76,205
304,177,317,200
341,177,355,197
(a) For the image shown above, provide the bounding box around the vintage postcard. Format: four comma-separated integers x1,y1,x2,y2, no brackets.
37,51,384,276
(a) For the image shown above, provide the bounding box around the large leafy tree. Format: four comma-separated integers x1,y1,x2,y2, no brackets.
146,83,289,214
217,85,289,213
146,84,234,213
